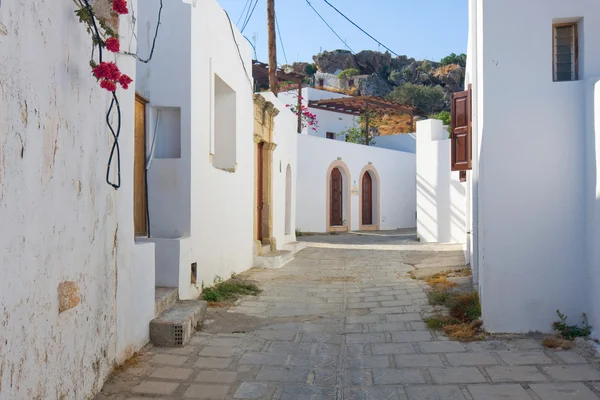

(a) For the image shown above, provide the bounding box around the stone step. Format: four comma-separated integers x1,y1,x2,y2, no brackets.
255,250,294,269
155,287,178,317
150,300,207,347
261,244,271,256
283,241,307,254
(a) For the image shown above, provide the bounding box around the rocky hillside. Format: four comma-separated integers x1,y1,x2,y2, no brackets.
285,49,466,114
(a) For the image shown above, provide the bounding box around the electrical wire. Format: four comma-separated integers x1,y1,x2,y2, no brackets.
244,36,258,60
320,0,399,56
123,0,164,63
305,0,354,53
236,0,252,26
241,0,259,33
224,10,253,87
275,13,288,65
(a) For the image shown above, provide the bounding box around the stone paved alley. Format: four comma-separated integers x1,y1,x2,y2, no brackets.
97,231,600,400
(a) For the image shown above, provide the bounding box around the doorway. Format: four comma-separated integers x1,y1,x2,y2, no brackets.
134,94,148,237
256,142,264,241
330,168,343,226
362,172,373,225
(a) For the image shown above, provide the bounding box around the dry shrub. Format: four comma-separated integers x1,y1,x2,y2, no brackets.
442,321,483,341
448,292,481,322
425,275,458,291
543,336,575,350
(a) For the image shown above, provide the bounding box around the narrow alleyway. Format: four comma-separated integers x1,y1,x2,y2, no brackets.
97,231,600,400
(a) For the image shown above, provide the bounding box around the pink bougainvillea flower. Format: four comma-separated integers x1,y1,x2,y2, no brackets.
118,74,133,90
105,37,120,53
92,62,121,81
100,80,117,92
112,0,129,14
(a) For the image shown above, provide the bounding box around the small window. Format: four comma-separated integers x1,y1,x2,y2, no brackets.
348,79,355,88
553,22,579,82
326,132,335,140
318,79,324,87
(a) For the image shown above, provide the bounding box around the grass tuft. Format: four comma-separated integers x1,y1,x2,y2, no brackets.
542,336,575,350
202,277,261,304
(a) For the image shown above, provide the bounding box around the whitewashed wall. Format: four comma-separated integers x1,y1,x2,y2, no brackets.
374,133,416,154
416,120,466,245
138,0,256,297
279,88,357,140
0,0,155,398
584,79,600,338
260,92,299,247
467,0,600,333
296,135,416,232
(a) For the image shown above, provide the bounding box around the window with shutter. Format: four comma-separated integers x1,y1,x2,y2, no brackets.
326,132,335,140
451,86,472,171
553,22,579,82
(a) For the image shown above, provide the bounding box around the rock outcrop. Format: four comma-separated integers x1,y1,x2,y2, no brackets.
357,74,392,97
313,50,357,74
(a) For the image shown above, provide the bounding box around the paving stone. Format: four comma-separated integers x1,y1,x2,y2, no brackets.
463,341,509,351
300,332,343,344
542,365,600,381
368,323,408,332
371,307,409,314
405,385,466,400
445,352,499,366
552,350,589,364
495,350,554,365
364,295,395,302
345,386,406,400
348,302,380,309
183,384,230,399
196,370,238,383
205,337,244,347
346,333,387,344
199,346,237,358
391,331,433,342
381,299,414,307
505,339,543,350
429,367,487,384
151,354,188,366
372,368,426,384
385,314,423,322
239,352,289,366
395,354,444,367
346,323,367,333
255,330,297,341
289,354,337,369
255,366,310,382
234,382,270,399
372,343,416,355
529,383,599,399
467,384,532,400
418,341,465,353
344,370,369,386
409,322,427,330
485,365,547,382
149,367,193,380
131,381,179,395
347,354,391,368
311,369,337,385
267,341,311,353
279,384,336,400
194,357,232,369
347,315,382,324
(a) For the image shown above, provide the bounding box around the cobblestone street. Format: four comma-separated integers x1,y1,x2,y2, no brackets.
97,231,600,400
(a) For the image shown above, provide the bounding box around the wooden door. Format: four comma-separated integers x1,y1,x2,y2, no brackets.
330,168,343,226
451,86,472,171
134,95,148,237
362,172,373,225
256,142,264,241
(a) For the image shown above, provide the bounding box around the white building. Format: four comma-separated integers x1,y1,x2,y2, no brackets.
136,0,299,297
0,0,156,397
419,0,600,334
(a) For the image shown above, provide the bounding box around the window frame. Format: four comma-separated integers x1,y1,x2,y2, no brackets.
326,132,335,140
552,22,579,82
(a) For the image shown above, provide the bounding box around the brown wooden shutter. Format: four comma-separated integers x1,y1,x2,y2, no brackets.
451,85,472,171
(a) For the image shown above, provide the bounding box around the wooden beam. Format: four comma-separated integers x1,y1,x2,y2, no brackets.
266,1,278,95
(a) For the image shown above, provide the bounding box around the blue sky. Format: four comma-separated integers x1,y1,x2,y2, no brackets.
217,0,468,65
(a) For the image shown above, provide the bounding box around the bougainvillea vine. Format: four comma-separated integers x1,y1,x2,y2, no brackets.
286,96,319,131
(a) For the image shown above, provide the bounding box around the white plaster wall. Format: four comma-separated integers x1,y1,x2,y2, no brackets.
139,0,255,297
0,0,155,397
297,135,416,233
374,133,416,154
584,79,600,337
260,92,299,247
473,0,600,333
416,120,466,244
279,88,357,140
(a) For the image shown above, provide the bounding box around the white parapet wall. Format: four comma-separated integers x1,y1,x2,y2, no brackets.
374,133,416,154
416,119,467,244
297,135,416,233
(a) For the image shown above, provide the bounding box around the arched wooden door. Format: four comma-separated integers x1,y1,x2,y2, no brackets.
330,168,343,226
362,172,373,225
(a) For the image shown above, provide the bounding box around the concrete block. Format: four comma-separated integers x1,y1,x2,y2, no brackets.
150,300,207,347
